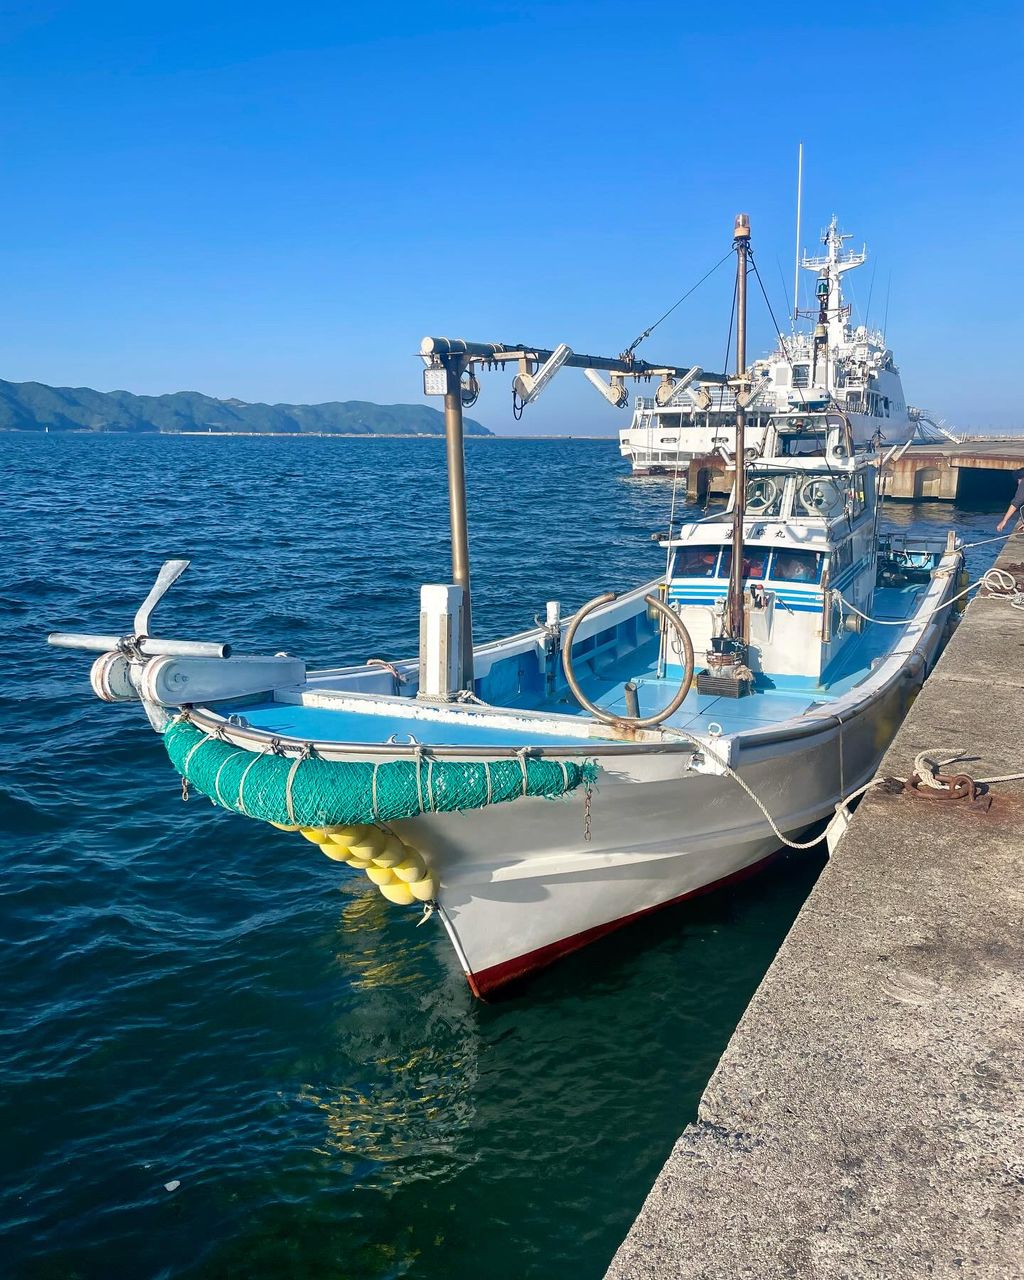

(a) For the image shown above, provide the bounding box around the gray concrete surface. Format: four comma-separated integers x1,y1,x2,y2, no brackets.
606,534,1024,1279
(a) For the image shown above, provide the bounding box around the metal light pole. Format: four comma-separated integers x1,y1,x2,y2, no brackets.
442,354,475,688
728,212,751,641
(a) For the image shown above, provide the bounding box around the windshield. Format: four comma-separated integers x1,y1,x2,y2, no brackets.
770,550,824,584
673,546,720,577
717,547,769,580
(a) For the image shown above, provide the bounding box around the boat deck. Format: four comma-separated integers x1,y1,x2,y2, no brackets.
215,583,928,749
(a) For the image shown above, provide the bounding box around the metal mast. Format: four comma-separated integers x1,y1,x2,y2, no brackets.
727,213,751,642
440,351,475,688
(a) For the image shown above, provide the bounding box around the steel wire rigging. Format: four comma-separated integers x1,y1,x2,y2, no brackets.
620,249,734,362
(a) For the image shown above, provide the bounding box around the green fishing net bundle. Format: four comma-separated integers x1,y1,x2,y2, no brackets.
163,718,597,827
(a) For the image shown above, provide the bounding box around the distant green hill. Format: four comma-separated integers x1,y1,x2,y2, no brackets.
0,379,492,436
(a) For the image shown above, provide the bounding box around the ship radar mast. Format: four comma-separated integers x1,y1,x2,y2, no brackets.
797,216,867,389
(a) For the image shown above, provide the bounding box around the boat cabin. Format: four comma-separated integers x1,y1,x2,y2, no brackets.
661,450,879,684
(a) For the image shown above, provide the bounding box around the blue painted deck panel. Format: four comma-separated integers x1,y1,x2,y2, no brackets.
224,582,929,748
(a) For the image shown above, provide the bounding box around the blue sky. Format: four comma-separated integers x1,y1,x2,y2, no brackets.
1,0,1021,434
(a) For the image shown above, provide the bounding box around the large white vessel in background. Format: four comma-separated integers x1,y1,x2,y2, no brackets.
620,217,917,474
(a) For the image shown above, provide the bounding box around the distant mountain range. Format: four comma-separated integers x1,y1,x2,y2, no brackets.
0,378,492,436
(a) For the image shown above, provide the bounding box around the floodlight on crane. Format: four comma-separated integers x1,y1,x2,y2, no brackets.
654,365,702,406
511,343,573,406
582,367,629,408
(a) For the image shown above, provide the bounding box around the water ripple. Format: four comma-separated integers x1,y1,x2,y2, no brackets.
0,433,1004,1279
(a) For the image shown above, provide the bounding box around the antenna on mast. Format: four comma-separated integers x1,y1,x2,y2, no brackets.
865,258,878,329
792,141,803,323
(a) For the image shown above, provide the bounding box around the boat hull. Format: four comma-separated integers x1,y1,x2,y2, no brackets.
392,663,920,996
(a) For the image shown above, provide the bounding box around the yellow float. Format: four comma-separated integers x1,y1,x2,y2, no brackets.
409,875,437,902
379,880,416,906
370,836,408,867
347,830,386,861
318,843,352,863
326,824,367,845
392,851,426,883
298,824,437,907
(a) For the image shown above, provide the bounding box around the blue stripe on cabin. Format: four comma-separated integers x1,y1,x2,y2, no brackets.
668,583,823,612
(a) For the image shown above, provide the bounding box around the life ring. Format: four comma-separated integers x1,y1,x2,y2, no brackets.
561,593,694,728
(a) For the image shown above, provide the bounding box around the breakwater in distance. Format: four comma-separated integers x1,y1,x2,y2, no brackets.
1,434,1007,1279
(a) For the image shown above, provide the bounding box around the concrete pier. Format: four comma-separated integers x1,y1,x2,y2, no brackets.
677,438,1024,506
607,534,1024,1279
885,440,1024,502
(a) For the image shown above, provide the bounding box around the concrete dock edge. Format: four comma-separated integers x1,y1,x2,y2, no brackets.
606,533,1024,1279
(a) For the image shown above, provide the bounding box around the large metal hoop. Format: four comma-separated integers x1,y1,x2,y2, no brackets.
561,592,695,729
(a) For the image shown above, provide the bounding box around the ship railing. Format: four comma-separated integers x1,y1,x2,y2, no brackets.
878,531,955,557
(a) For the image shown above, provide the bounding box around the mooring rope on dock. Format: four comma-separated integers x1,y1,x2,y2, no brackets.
957,530,1015,551
669,729,1024,857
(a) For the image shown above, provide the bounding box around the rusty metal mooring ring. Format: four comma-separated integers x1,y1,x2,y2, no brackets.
561,592,694,729
907,771,979,802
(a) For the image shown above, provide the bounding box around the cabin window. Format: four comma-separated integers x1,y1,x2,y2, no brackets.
853,473,867,514
792,364,810,388
745,475,785,517
718,547,769,580
779,433,825,457
770,550,824,584
673,546,720,577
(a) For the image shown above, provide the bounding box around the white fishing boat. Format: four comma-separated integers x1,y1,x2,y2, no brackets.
50,214,963,998
619,215,918,475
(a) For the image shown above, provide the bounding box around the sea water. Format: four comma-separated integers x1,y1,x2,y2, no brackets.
0,433,1005,1278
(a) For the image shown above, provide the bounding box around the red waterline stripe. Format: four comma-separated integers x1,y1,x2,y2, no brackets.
466,847,786,999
